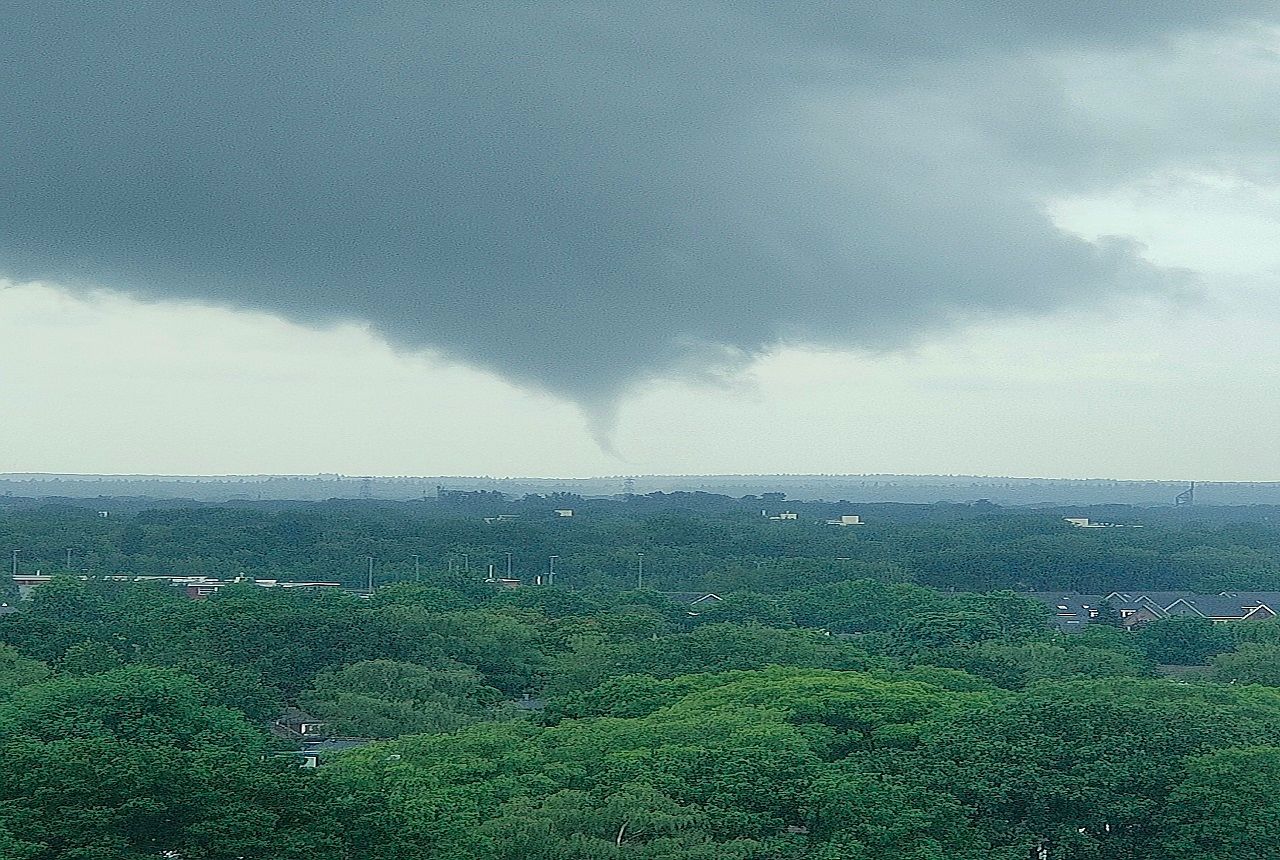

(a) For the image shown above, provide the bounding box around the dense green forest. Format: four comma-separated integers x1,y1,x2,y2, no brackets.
6,499,1280,857
2,577,1280,857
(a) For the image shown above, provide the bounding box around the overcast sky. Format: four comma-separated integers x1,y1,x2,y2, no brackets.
3,3,1280,480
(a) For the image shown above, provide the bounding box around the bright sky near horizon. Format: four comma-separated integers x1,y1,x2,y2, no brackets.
3,6,1280,480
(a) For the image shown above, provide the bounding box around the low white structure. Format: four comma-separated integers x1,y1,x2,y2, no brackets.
554,509,574,517
1064,517,1140,529
826,514,865,526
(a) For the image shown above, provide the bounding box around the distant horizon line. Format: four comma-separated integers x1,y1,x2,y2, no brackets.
0,472,1240,485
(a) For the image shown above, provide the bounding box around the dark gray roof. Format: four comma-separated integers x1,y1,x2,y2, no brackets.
1106,591,1196,608
1165,596,1277,619
660,592,723,605
300,738,371,753
1220,592,1280,604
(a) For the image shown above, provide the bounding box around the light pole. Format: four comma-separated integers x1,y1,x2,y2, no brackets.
636,552,645,589
548,555,559,587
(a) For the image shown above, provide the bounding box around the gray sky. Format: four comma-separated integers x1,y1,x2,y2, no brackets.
2,4,1279,479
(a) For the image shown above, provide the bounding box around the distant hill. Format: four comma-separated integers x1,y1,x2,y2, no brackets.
0,472,1262,506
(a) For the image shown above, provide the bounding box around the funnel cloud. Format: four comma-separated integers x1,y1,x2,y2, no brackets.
1,3,1275,410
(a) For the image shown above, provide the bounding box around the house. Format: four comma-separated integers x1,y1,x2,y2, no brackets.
511,693,546,712
662,591,724,606
1163,596,1278,624
1024,590,1280,632
12,573,342,601
169,577,343,600
270,707,371,767
660,592,724,615
1064,517,1140,528
484,575,521,588
825,515,865,526
12,574,52,599
1105,591,1279,625
553,509,574,517
274,707,327,739
1098,591,1192,628
296,738,370,768
1105,591,1196,608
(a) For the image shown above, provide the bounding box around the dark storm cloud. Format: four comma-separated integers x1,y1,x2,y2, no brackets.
1,2,1275,410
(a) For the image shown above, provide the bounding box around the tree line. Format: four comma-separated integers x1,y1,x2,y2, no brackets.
7,498,1280,597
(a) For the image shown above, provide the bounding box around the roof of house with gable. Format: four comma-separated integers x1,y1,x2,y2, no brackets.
1164,596,1278,620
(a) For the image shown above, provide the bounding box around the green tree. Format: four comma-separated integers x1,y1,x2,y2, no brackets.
944,640,1151,689
1137,616,1234,665
1158,746,1280,860
0,666,350,859
300,659,507,738
59,640,126,675
1210,643,1280,686
0,644,49,699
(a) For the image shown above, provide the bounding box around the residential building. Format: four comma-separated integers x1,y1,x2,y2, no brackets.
1023,590,1280,631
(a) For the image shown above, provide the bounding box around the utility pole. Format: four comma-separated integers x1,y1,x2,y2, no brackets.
412,554,421,583
636,552,645,589
366,556,375,593
549,555,559,587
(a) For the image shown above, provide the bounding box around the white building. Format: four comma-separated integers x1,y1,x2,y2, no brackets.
1064,517,1140,529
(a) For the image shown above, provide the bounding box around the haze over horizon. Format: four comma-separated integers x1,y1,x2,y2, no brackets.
5,4,1280,479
